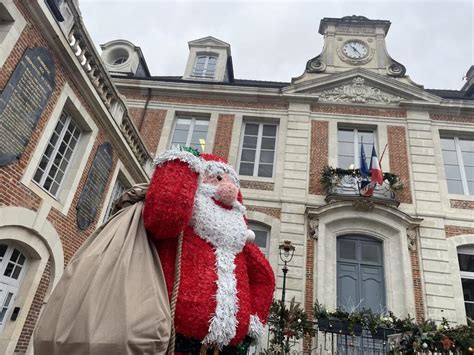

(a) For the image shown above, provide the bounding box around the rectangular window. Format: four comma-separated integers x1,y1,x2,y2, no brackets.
103,178,128,222
441,136,474,195
170,117,209,153
33,111,81,196
338,128,375,169
239,122,277,178
192,55,217,79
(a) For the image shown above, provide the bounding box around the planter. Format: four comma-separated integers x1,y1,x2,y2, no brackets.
370,326,397,340
317,318,363,336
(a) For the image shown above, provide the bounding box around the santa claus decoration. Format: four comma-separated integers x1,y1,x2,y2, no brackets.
143,147,275,352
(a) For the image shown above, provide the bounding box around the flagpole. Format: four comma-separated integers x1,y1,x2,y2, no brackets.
379,143,388,164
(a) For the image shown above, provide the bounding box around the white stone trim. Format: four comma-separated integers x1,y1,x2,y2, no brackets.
21,83,98,215
0,206,65,354
312,203,419,318
446,234,474,324
245,210,280,276
97,161,135,224
0,0,26,69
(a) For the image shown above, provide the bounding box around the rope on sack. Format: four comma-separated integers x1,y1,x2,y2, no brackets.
167,231,184,354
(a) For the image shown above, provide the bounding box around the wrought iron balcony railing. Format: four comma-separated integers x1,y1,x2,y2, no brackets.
321,166,403,207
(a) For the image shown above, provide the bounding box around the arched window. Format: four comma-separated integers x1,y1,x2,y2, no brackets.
248,222,270,257
457,245,474,319
337,235,385,312
0,244,27,333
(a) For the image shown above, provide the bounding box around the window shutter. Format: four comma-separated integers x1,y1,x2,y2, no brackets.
337,262,359,310
360,265,384,312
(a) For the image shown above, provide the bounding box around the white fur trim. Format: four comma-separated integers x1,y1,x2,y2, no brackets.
203,249,238,348
191,183,249,348
191,184,247,253
246,229,255,243
154,147,202,173
248,315,264,341
202,160,240,187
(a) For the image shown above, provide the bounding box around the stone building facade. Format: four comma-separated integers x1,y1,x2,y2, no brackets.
0,1,473,354
102,15,474,353
0,1,151,353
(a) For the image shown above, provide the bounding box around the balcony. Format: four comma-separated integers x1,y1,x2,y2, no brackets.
321,166,403,208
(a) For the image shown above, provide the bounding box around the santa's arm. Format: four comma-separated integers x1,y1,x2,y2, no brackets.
143,151,201,240
243,242,275,339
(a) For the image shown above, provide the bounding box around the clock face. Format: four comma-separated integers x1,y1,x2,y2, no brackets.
342,41,368,59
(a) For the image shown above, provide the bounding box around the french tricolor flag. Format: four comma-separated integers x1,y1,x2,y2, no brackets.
370,146,383,185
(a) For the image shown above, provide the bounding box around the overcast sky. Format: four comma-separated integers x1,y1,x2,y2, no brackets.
80,0,473,90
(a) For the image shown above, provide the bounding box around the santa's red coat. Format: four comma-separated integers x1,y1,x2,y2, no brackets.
143,158,275,346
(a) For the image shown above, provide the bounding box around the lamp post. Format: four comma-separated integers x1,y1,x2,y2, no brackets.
278,240,295,353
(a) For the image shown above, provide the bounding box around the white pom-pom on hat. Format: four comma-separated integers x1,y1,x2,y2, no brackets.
246,229,255,243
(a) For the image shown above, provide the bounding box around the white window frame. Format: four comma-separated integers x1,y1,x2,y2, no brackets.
0,244,28,334
337,127,377,169
192,55,218,79
169,116,210,152
441,136,473,195
0,1,26,69
20,83,98,215
32,111,82,198
103,177,128,222
458,245,474,318
249,222,270,257
237,122,278,178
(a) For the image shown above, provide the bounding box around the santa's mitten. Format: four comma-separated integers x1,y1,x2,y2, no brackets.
144,148,202,240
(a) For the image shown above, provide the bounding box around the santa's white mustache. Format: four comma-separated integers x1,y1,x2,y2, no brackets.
198,183,246,213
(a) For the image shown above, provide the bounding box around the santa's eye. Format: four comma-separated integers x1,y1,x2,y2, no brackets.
216,175,222,181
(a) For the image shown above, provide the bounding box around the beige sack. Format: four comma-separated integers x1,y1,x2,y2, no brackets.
34,185,171,355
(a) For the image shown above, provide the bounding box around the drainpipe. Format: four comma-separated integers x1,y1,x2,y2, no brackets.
138,88,152,132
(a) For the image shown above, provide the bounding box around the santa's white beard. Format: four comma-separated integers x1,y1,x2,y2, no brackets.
190,183,248,254
190,183,248,347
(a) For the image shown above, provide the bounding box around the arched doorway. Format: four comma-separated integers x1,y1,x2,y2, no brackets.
0,244,28,333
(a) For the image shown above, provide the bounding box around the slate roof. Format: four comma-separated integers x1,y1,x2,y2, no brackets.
116,75,474,100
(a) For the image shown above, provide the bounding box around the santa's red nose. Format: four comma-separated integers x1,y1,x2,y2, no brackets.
215,182,238,207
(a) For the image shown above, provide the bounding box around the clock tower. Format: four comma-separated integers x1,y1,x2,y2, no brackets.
294,15,407,83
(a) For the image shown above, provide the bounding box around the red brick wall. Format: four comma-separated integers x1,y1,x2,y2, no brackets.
0,3,138,352
245,205,281,219
212,114,235,159
410,247,425,322
124,92,289,110
311,103,407,118
450,199,474,210
240,180,274,191
430,113,474,124
308,120,328,195
129,107,166,155
387,126,413,204
445,225,474,238
14,260,51,353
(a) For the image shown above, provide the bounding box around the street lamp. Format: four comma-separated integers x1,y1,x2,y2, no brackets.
278,240,295,353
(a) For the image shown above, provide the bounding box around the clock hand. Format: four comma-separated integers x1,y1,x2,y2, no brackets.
351,44,361,56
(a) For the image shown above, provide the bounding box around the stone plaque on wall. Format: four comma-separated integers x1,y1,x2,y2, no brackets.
77,143,113,230
0,47,55,166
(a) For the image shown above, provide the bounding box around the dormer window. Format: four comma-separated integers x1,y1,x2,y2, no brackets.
192,55,217,79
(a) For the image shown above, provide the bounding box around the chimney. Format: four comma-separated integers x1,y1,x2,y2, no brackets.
461,65,474,96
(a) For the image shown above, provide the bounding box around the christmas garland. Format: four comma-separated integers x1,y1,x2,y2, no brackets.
320,166,404,192
263,300,474,354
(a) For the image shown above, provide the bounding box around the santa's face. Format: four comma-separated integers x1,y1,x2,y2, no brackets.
190,166,247,253
201,172,239,209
